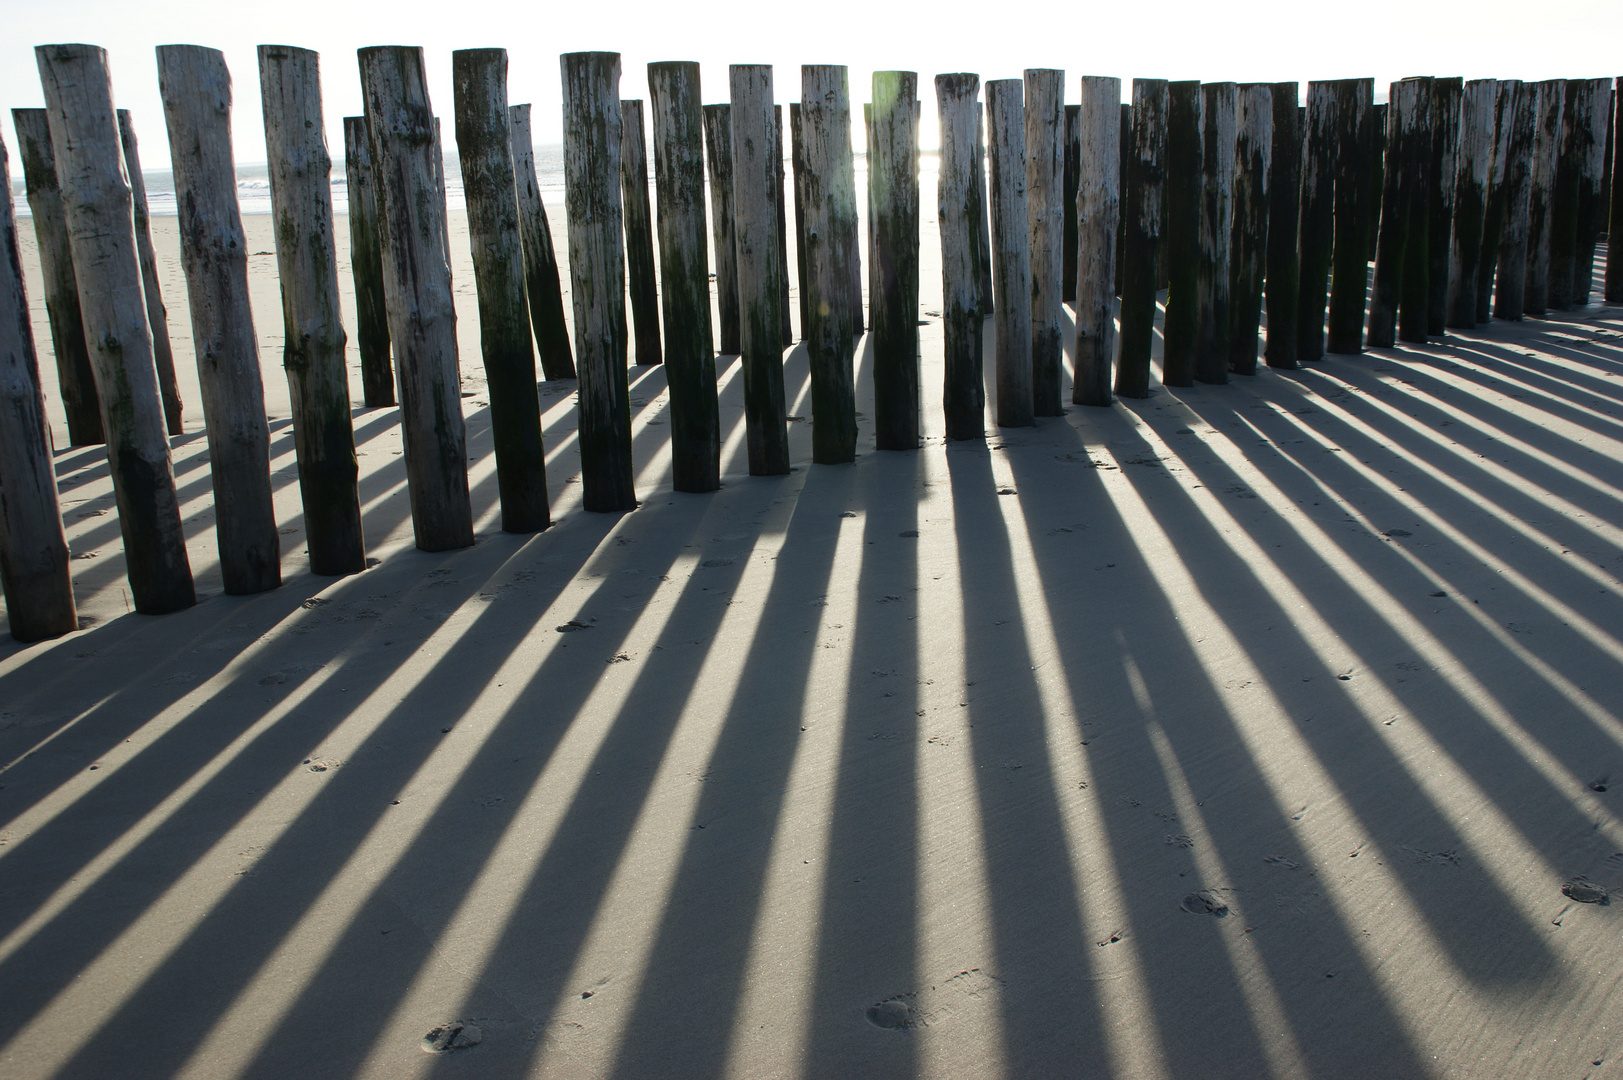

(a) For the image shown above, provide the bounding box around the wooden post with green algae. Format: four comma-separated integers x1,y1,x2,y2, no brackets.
869,70,921,451
702,103,741,355
343,116,395,405
985,78,1033,427
620,98,662,365
935,73,986,441
509,103,576,381
1024,68,1065,416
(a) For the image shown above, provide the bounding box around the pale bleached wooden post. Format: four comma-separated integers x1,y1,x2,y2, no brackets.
1494,83,1537,319
36,43,194,613
1162,80,1202,386
729,65,790,476
619,98,662,365
1607,80,1623,303
1399,78,1436,343
508,104,576,380
561,51,635,511
11,108,101,446
870,70,920,450
1445,78,1497,328
1295,81,1336,362
798,64,860,463
343,116,395,405
1063,103,1081,302
1264,81,1301,367
936,73,985,441
1547,81,1586,309
1368,79,1422,348
985,79,1033,427
790,101,811,335
259,45,366,575
1327,78,1372,354
1194,82,1236,384
702,104,741,355
1074,75,1120,406
1117,78,1167,396
1228,83,1272,375
1524,80,1566,317
117,109,184,435
452,48,549,534
158,44,280,595
1574,77,1611,304
358,45,474,547
775,104,793,346
1024,68,1065,416
0,131,76,641
1426,77,1463,332
973,105,995,316
647,61,719,491
1475,81,1518,321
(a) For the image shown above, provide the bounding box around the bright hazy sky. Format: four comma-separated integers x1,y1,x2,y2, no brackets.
3,0,1619,169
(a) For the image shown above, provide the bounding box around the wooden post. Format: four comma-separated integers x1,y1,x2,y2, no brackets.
1063,103,1081,303
647,61,719,492
1608,79,1623,303
1525,79,1566,317
1117,78,1167,396
1194,82,1236,384
985,79,1033,427
865,103,876,342
509,103,577,380
790,101,811,336
870,70,920,450
1162,80,1202,387
729,65,790,476
798,64,860,463
452,48,549,534
1024,68,1065,416
158,45,280,595
358,45,475,547
775,105,793,346
1425,77,1463,333
560,51,635,511
1368,79,1421,348
1399,78,1436,343
1264,81,1301,368
1116,102,1130,295
258,45,366,575
343,117,395,404
1075,75,1121,406
1228,83,1272,376
1475,80,1518,322
1327,79,1372,354
1295,81,1336,362
848,127,865,340
619,98,663,364
936,73,986,441
117,110,185,436
1574,78,1611,305
1366,100,1386,263
1494,83,1538,320
702,103,741,355
35,43,194,613
1548,80,1587,310
0,130,76,640
973,105,995,316
1445,78,1497,328
10,108,101,446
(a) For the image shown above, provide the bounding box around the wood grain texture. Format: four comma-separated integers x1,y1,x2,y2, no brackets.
1024,68,1065,416
985,79,1033,427
1295,81,1336,362
1399,78,1436,343
1426,76,1463,333
1524,79,1565,317
1264,81,1301,368
117,109,184,436
1228,83,1272,376
935,73,986,441
1475,81,1518,322
343,116,394,404
620,98,662,365
1074,75,1120,406
1118,79,1167,395
730,64,789,475
1494,82,1537,320
1162,80,1202,387
1327,78,1372,354
870,70,920,450
1194,82,1236,384
509,103,577,380
1368,79,1424,348
703,103,741,355
1445,78,1497,328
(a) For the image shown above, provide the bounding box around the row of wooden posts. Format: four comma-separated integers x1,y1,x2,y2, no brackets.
2,48,1621,643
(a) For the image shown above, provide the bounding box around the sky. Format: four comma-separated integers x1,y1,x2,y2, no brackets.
2,0,1619,169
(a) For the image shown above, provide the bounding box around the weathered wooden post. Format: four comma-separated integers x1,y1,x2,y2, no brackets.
1548,80,1587,309
258,45,366,575
1193,82,1236,384
1163,80,1202,386
509,104,577,380
1574,78,1611,304
1424,77,1463,333
1525,79,1566,317
870,70,920,450
452,48,549,534
342,116,395,405
1475,81,1518,321
158,45,280,595
1295,81,1336,362
798,64,860,463
702,103,741,354
1368,101,1387,259
1024,68,1065,416
1074,75,1120,406
1445,78,1497,328
1116,102,1130,295
1399,78,1436,343
775,105,793,346
1264,81,1301,368
936,73,986,441
0,131,77,640
619,98,663,364
790,101,811,336
985,79,1033,427
10,108,101,446
36,43,194,613
358,45,474,547
1116,79,1167,396
865,103,877,337
1607,80,1623,303
1327,79,1372,354
1368,79,1420,348
117,110,185,436
560,51,635,511
647,61,719,491
1494,83,1537,320
1063,103,1081,302
973,105,995,316
1228,83,1272,376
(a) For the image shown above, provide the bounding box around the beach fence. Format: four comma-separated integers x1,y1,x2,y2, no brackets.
2,47,1620,641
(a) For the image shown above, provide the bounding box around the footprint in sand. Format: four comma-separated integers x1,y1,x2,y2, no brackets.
1562,877,1610,905
421,1021,481,1052
1181,891,1230,917
867,999,914,1030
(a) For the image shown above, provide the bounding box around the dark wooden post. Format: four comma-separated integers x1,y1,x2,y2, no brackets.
560,51,635,512
1116,102,1130,295
1425,77,1463,333
1365,99,1385,264
1494,83,1538,320
10,108,101,446
452,48,549,534
790,101,811,336
1264,81,1301,368
1063,103,1081,303
973,105,995,316
1398,78,1436,343
36,43,194,613
1445,79,1497,328
620,98,662,364
1163,80,1202,386
798,64,860,463
702,103,741,354
158,45,281,595
508,104,576,381
1327,79,1372,354
1475,80,1518,322
1574,78,1611,304
358,45,474,547
0,130,77,640
1194,82,1236,384
1607,79,1623,303
936,73,986,441
1525,79,1566,317
1368,79,1420,348
1228,83,1272,376
647,61,719,492
870,70,920,450
985,79,1033,427
1025,68,1065,416
865,103,876,339
258,45,366,575
775,105,793,346
117,110,185,436
1548,80,1587,310
1117,78,1167,396
1075,74,1121,405
1295,81,1336,362
343,116,395,404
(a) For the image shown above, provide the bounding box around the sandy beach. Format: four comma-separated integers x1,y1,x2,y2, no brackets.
3,170,1623,1079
